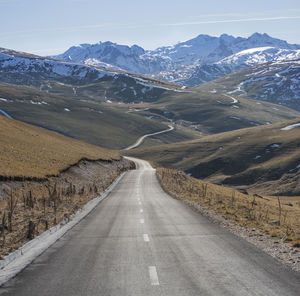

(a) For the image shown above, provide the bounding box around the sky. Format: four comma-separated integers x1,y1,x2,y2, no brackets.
0,0,300,56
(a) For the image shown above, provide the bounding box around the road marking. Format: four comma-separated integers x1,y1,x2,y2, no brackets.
143,234,149,242
148,266,159,286
138,201,142,205
140,209,143,213
140,219,144,224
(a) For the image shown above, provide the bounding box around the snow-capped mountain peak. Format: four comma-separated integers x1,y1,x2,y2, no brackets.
51,33,300,87
53,41,171,74
217,47,300,67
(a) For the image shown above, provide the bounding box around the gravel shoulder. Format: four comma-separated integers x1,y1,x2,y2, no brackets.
184,199,300,272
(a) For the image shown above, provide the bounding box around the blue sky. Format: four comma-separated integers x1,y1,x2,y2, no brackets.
1,0,300,55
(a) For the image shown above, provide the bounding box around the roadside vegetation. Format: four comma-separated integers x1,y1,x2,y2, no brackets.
0,159,134,258
157,168,300,248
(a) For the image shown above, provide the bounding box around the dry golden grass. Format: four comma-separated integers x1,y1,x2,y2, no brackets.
0,117,119,178
157,168,300,246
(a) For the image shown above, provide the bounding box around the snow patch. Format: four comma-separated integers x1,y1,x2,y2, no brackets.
281,123,300,131
30,100,44,105
229,116,240,120
270,143,280,148
289,164,300,172
249,122,260,126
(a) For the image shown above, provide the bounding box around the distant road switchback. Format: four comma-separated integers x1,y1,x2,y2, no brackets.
124,125,174,150
1,158,299,295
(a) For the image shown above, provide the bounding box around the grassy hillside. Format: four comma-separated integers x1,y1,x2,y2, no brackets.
0,116,120,178
0,83,195,149
126,118,300,196
37,73,182,104
1,77,299,154
1,76,299,154
154,90,300,133
113,89,300,136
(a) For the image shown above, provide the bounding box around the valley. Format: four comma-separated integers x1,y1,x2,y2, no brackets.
0,83,195,149
0,28,300,293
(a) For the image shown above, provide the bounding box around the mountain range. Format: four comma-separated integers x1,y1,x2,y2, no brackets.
52,33,300,86
0,32,299,115
1,40,299,151
0,47,184,104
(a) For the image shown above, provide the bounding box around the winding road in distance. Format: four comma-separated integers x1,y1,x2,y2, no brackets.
124,125,174,150
1,158,299,295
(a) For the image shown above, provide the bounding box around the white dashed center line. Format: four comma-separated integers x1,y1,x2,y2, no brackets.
143,234,150,242
140,219,144,224
148,266,159,286
140,209,143,213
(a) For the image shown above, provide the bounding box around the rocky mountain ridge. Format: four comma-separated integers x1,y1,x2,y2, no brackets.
52,33,300,87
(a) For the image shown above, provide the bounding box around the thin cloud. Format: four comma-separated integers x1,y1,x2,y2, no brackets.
1,15,300,39
161,16,300,27
188,12,248,19
0,23,112,38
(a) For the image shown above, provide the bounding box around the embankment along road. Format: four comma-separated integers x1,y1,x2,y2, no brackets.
1,158,299,295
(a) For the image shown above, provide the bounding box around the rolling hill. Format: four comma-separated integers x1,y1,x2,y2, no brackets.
1,79,299,151
121,89,300,135
0,82,195,149
0,116,120,178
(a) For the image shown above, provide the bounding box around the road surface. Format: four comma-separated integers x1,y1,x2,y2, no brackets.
124,125,174,150
1,158,299,295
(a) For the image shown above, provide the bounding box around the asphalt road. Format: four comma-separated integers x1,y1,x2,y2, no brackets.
1,158,299,295
124,125,174,150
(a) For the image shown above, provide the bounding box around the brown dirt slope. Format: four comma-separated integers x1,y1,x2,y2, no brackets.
0,116,119,179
